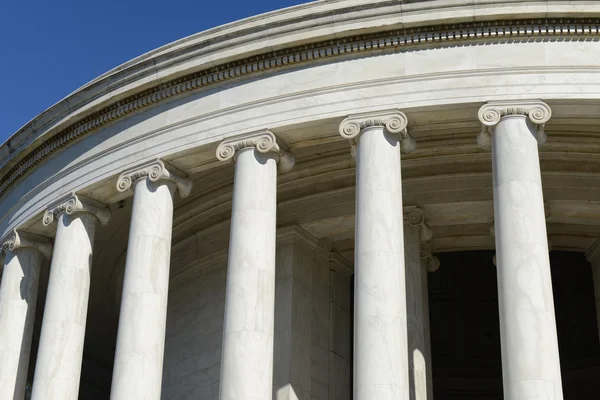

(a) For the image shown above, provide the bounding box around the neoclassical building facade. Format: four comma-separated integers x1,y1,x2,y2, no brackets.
1,0,600,399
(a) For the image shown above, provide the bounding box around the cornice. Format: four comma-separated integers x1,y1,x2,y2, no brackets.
116,158,193,198
42,192,110,227
2,18,599,199
477,100,552,148
216,130,295,172
1,229,52,259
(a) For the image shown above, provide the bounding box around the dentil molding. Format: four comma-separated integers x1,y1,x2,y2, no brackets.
216,130,295,172
477,100,552,148
116,159,193,197
1,229,52,259
43,192,110,227
339,109,416,155
2,19,600,199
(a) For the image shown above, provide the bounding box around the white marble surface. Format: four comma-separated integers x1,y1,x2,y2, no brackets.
0,247,42,399
219,148,278,400
353,124,409,400
491,111,563,399
110,178,175,400
31,212,96,400
404,221,433,400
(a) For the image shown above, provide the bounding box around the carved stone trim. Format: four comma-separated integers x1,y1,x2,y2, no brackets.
1,230,52,259
116,159,193,198
420,242,440,273
339,110,415,155
216,129,295,173
477,100,552,148
586,239,600,265
404,205,432,242
2,19,599,198
43,193,110,227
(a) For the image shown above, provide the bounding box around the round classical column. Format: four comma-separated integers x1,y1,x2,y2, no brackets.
585,239,600,343
0,231,51,399
110,159,192,400
32,194,110,400
216,130,294,400
404,207,437,400
479,100,563,399
339,110,415,400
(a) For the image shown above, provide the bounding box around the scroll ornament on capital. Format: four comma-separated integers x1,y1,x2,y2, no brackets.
477,100,552,149
42,193,111,227
216,130,295,173
116,159,193,197
420,242,440,273
1,229,52,259
404,206,433,242
338,110,416,155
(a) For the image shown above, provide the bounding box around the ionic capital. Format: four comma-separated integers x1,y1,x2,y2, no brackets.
1,230,52,259
420,242,440,273
404,205,432,242
586,239,600,266
43,193,110,227
338,109,416,154
216,130,295,173
477,100,552,148
116,159,192,198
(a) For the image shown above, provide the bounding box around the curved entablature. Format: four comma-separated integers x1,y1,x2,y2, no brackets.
2,0,600,201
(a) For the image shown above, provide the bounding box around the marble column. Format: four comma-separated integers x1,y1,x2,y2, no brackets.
585,239,600,343
31,193,110,400
0,230,51,399
216,130,294,400
110,159,192,400
339,110,416,400
478,100,563,399
404,206,437,400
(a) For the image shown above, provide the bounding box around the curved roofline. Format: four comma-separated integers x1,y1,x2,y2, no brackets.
2,0,599,186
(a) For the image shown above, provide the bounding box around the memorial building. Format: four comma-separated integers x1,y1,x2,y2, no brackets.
1,0,600,399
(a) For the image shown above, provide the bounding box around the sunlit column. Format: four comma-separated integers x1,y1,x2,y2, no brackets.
478,100,563,399
0,230,51,399
32,193,110,400
216,130,294,400
339,110,416,400
110,159,192,400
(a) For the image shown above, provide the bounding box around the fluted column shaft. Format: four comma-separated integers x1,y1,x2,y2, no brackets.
404,208,435,400
0,231,50,399
217,131,294,400
32,193,109,400
340,110,415,400
479,101,563,399
110,159,191,400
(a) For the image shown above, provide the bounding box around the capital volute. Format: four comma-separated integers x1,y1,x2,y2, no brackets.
1,230,52,259
216,129,295,173
477,100,551,149
586,239,600,266
43,193,110,227
420,242,440,273
404,206,432,242
116,159,192,197
338,109,416,155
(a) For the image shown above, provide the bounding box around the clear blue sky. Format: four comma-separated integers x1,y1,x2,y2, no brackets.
0,0,309,142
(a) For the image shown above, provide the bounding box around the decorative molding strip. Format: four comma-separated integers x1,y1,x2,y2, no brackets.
277,225,323,250
216,129,295,172
330,252,353,274
477,100,552,148
404,205,432,242
43,192,110,227
116,158,193,198
1,229,52,259
2,18,598,198
420,242,440,273
339,109,415,155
